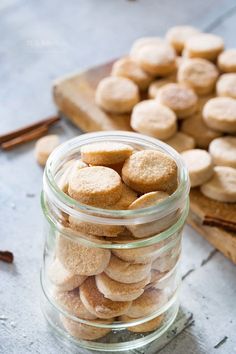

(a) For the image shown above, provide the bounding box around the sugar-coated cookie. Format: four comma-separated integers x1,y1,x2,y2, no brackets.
95,272,150,301
104,255,151,284
131,41,176,76
148,269,166,286
60,315,113,340
112,244,162,264
166,25,200,53
180,112,222,149
152,249,180,273
95,76,139,113
48,258,87,291
166,132,196,152
184,33,224,61
178,58,219,95
54,288,97,320
35,134,60,166
209,136,236,168
130,37,165,57
122,150,178,194
56,234,111,276
125,288,167,318
128,192,179,238
200,166,236,203
203,97,236,133
156,83,198,118
81,142,133,166
131,100,177,140
105,183,137,210
148,75,176,98
216,73,236,99
218,49,236,73
57,159,87,193
120,314,164,333
69,215,124,237
80,277,131,318
181,149,214,187
111,57,153,90
129,191,169,210
68,166,122,207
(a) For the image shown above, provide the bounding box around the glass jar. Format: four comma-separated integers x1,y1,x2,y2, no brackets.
40,131,189,352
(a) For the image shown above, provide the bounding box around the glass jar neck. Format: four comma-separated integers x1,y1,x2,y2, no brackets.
43,131,190,226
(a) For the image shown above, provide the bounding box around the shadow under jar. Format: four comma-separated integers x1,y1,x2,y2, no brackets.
40,131,189,352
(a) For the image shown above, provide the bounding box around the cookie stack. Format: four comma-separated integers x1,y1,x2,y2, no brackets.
45,141,184,341
93,26,236,206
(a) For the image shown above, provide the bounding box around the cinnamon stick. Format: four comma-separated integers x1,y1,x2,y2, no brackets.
0,115,60,144
0,251,14,263
1,125,48,150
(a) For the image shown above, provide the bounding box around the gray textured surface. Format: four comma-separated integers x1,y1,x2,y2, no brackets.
1,1,236,353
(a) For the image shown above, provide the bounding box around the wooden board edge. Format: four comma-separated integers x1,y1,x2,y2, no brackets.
188,212,236,264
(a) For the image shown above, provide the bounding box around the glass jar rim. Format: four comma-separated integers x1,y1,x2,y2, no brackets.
44,131,190,225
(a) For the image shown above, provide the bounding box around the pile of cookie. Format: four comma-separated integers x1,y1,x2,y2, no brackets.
47,142,182,340
94,26,236,203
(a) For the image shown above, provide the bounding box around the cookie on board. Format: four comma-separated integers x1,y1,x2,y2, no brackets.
95,76,139,113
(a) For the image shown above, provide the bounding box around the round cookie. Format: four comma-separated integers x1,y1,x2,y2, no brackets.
125,288,167,318
131,41,176,76
177,58,219,95
216,73,236,99
122,150,178,194
60,315,113,340
200,166,236,203
203,97,236,133
184,33,224,61
54,288,97,320
130,37,165,56
80,277,131,319
95,76,139,113
129,191,169,210
209,136,236,168
152,249,180,273
35,134,60,166
148,269,166,286
120,314,164,333
56,234,111,276
180,112,222,149
148,74,176,98
156,83,198,118
165,132,196,153
48,258,87,291
181,149,214,187
218,49,236,73
112,244,163,264
95,272,150,301
104,255,151,284
111,57,153,90
131,100,177,140
166,25,200,53
69,215,124,237
57,159,87,193
105,183,137,210
68,166,122,207
81,142,133,166
127,191,179,238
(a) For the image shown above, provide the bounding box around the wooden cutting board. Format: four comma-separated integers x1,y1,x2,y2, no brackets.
53,61,236,264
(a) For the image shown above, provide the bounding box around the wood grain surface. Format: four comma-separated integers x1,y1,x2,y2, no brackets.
1,1,236,354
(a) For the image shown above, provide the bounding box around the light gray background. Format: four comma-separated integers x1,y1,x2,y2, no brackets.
1,1,236,353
